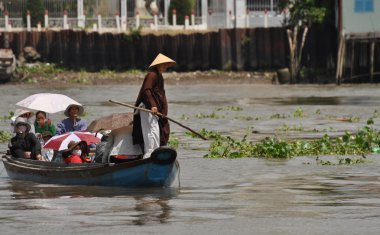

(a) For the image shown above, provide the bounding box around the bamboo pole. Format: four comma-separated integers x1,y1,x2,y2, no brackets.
340,37,346,82
336,33,344,84
370,39,375,83
350,41,355,80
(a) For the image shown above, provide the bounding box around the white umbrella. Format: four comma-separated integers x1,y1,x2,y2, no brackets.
16,93,82,114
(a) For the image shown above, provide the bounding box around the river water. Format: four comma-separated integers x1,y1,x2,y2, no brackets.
1,83,380,234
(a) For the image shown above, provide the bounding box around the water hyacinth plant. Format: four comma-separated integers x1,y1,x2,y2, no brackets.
190,120,380,160
0,131,12,143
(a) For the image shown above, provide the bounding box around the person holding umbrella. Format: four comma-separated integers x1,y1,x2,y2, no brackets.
132,53,175,159
56,104,87,135
34,111,56,136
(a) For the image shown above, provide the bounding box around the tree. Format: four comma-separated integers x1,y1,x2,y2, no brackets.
169,0,195,25
24,0,45,27
279,0,327,83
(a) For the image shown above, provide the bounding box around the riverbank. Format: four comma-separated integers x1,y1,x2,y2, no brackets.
7,64,276,88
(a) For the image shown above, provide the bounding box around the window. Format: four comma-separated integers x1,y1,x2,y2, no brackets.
355,0,374,13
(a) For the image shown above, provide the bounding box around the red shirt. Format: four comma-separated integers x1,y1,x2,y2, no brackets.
64,154,83,163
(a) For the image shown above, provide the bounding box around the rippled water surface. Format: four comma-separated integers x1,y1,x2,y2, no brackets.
1,83,380,234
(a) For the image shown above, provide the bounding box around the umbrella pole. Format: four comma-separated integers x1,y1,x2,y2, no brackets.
109,100,208,140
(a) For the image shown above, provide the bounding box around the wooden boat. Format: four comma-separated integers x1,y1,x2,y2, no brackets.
1,147,179,187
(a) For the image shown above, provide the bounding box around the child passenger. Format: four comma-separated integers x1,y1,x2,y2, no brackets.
63,141,87,163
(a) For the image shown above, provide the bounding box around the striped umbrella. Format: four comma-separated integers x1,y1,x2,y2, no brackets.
43,131,101,151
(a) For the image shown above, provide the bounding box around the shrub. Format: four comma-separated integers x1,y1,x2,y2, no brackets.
168,0,195,25
24,0,45,27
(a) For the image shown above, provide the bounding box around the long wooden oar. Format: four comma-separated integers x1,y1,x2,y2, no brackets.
109,100,208,140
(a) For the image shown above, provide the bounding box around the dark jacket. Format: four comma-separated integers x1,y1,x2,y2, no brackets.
10,133,41,159
133,69,170,146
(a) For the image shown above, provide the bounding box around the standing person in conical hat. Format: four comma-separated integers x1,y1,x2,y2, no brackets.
132,53,176,159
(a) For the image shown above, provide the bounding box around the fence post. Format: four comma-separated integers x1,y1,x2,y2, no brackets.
4,10,9,31
164,0,169,25
172,9,177,26
77,0,85,28
229,10,235,29
202,0,207,28
27,10,31,31
136,10,140,28
184,15,189,29
121,0,127,31
245,9,250,28
37,21,42,32
191,9,195,26
208,9,212,28
63,10,69,29
115,11,121,32
264,9,268,28
44,10,49,29
154,13,158,31
97,12,102,31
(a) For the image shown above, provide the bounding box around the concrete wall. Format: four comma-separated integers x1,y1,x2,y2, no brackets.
342,0,380,33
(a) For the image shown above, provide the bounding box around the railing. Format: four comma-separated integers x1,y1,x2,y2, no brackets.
247,0,281,13
0,0,284,30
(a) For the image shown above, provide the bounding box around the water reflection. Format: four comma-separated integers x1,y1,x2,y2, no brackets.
6,180,177,199
5,180,176,225
132,196,171,225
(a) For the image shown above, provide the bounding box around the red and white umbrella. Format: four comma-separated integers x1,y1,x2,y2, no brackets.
43,131,102,151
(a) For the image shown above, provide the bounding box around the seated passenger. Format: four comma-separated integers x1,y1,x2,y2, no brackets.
41,131,54,161
63,141,87,163
103,126,142,163
9,117,42,160
56,104,87,135
34,111,56,136
94,130,110,163
10,109,35,135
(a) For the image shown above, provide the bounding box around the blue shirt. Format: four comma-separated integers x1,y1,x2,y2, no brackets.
56,118,87,135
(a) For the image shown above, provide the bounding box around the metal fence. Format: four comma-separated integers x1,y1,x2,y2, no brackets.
0,0,132,17
247,0,281,13
0,0,283,30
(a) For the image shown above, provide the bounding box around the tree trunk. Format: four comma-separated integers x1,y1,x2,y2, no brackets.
287,26,309,84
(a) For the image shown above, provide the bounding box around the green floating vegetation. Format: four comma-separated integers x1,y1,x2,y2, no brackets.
293,107,305,118
234,116,255,121
0,111,14,122
276,124,304,132
168,134,179,148
216,106,243,111
0,131,12,143
373,110,379,118
195,112,224,119
189,123,380,160
270,113,287,119
318,157,370,165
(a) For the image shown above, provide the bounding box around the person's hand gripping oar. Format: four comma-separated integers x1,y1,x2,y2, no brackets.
109,100,208,140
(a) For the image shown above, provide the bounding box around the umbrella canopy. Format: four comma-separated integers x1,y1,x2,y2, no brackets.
43,131,101,151
87,112,134,132
16,93,82,114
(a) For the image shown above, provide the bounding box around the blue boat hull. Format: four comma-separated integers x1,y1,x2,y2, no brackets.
2,147,179,187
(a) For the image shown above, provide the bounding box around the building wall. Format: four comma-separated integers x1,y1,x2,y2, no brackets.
342,0,380,33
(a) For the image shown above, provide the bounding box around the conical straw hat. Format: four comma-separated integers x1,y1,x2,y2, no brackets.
149,53,176,69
